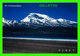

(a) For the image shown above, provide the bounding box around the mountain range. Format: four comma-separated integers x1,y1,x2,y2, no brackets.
3,13,77,34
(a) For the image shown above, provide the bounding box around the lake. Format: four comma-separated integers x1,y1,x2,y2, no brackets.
3,33,77,40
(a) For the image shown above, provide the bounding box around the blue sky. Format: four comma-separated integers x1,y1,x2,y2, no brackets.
3,3,77,22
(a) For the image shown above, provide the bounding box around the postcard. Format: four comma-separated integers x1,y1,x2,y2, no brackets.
3,3,77,53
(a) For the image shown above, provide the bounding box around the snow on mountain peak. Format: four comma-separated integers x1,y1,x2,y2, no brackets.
21,13,59,27
22,13,56,26
3,17,20,27
3,18,6,22
3,13,77,28
58,18,64,21
21,13,53,22
3,18,10,24
29,13,49,18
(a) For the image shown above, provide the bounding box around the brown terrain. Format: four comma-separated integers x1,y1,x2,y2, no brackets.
3,38,77,53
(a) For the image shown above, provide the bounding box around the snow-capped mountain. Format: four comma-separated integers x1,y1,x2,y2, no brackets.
3,13,77,34
3,13,77,28
3,18,22,27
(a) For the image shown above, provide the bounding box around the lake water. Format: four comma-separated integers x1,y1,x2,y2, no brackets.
3,33,77,40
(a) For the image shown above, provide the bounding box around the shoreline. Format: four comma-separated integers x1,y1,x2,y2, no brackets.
3,37,77,42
